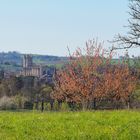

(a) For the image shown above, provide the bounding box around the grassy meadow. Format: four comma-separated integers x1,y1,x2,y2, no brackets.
0,110,140,140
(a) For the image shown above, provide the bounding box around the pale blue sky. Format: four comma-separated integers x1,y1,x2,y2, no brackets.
0,0,139,56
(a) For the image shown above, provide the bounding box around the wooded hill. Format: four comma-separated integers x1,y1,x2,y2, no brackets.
0,51,68,71
0,51,138,72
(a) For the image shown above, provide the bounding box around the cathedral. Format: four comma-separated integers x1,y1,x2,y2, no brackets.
19,55,45,77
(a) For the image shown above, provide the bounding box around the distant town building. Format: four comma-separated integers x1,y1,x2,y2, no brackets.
4,71,16,79
19,55,45,77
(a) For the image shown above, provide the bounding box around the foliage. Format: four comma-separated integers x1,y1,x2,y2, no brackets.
0,75,55,110
53,40,136,110
39,84,53,101
0,95,29,110
0,96,17,110
0,51,68,72
60,102,70,111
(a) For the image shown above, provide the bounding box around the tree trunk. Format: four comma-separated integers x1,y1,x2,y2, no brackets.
41,100,44,112
58,100,62,110
50,102,54,110
127,97,131,109
82,99,88,111
93,98,96,110
35,102,39,110
127,102,130,109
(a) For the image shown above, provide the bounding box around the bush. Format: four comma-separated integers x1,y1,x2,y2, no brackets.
13,95,27,109
53,100,59,111
45,103,51,111
0,96,17,110
60,102,70,111
131,90,140,108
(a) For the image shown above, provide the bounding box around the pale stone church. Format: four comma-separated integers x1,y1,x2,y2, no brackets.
19,55,45,77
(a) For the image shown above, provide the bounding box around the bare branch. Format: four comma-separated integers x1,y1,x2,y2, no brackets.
112,0,140,50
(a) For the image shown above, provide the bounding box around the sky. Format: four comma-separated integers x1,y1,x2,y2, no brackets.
0,0,139,56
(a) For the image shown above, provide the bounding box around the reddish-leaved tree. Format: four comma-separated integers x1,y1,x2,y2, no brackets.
53,40,136,110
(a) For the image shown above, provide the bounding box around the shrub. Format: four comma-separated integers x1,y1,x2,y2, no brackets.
0,96,17,110
60,102,70,111
13,95,27,109
53,100,59,111
45,103,51,111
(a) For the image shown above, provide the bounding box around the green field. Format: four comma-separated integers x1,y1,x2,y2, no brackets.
0,111,140,140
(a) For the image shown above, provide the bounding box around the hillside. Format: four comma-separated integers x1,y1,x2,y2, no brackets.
0,51,138,72
0,51,68,71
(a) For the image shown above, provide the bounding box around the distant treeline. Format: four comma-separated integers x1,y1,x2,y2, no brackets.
0,51,68,71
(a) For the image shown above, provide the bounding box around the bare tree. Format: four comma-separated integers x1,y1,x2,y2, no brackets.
113,0,140,50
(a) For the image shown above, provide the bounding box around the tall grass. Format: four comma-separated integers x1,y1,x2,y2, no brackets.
0,110,140,140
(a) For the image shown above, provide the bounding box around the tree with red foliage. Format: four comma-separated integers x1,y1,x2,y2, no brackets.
53,40,136,110
104,64,136,109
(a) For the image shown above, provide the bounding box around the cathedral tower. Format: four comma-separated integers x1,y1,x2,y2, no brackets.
23,55,33,68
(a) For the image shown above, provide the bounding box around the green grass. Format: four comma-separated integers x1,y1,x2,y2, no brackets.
0,110,140,140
